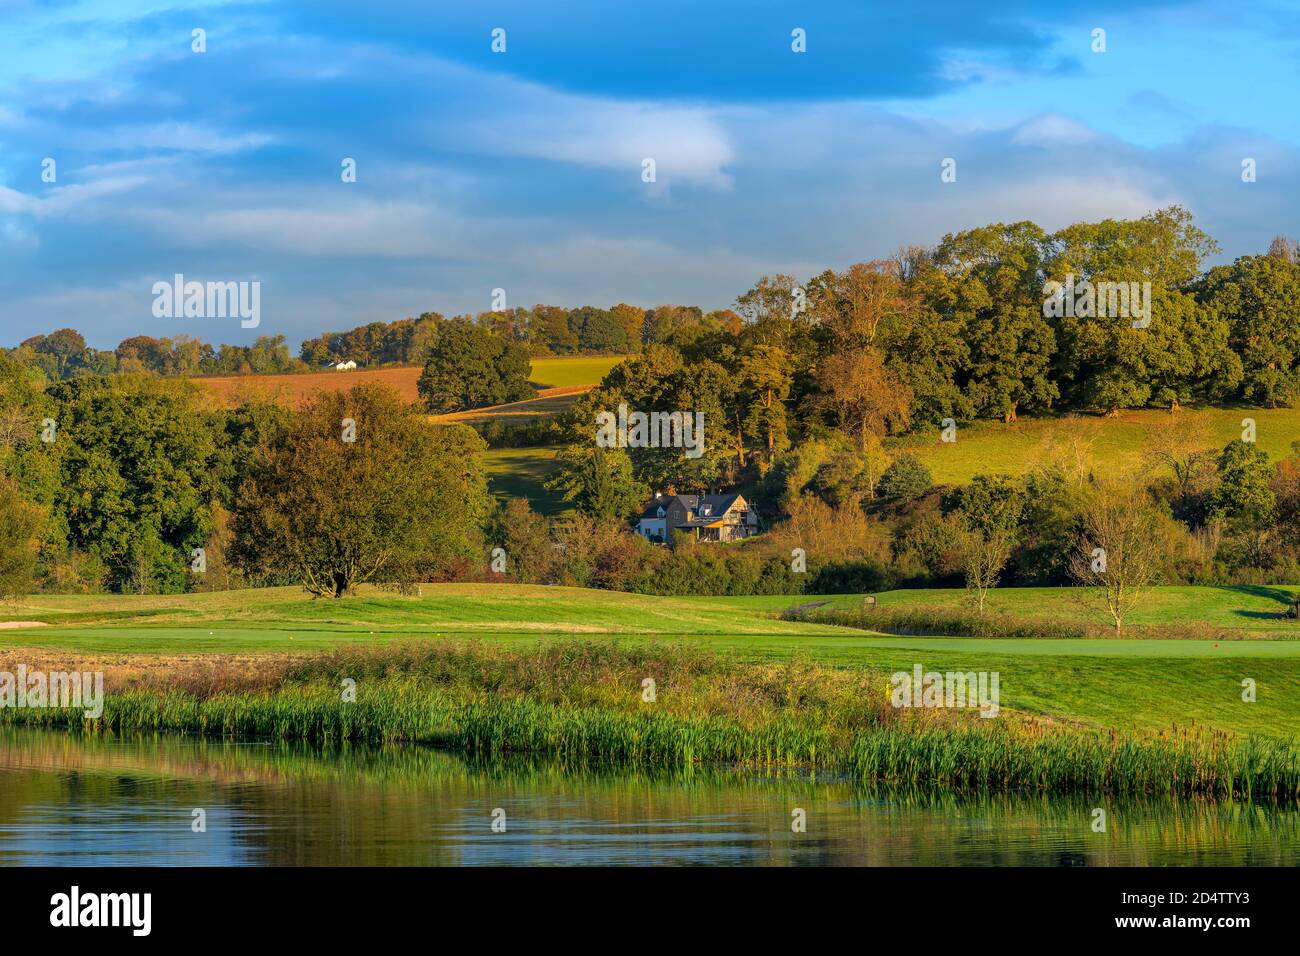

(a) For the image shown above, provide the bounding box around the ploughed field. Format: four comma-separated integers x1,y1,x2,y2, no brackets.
198,355,627,410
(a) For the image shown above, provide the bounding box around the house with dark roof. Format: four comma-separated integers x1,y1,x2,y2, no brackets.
635,493,759,543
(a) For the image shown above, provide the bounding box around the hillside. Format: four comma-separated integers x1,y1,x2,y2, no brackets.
893,405,1300,484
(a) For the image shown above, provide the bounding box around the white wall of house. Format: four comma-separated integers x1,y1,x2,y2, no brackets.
638,518,667,539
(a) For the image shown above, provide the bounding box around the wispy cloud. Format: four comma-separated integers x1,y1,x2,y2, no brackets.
0,0,1296,349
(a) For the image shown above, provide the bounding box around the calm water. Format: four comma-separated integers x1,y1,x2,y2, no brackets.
0,727,1295,866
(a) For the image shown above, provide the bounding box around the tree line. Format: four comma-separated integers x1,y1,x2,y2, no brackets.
2,302,729,383
2,354,1298,609
3,206,1300,611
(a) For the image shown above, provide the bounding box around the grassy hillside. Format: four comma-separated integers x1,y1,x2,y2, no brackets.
200,365,427,407
430,390,588,427
893,406,1300,485
471,401,1300,518
483,447,566,514
528,355,627,388
425,354,629,427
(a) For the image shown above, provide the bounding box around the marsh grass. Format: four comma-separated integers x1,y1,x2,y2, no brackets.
796,604,1268,641
3,641,1297,798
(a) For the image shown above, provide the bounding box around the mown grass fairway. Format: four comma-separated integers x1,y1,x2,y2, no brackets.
892,405,1300,484
0,584,849,648
2,584,1299,740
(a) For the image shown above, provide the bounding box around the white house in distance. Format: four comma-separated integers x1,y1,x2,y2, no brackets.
326,360,358,371
635,492,760,543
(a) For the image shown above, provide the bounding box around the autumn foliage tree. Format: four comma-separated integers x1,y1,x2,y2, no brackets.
814,347,912,445
233,384,489,597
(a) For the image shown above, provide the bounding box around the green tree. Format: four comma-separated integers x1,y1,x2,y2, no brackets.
929,222,1058,421
1195,254,1300,406
233,384,489,596
1210,440,1275,525
737,345,792,473
0,477,41,598
417,322,534,412
492,498,555,584
546,446,645,522
43,375,219,593
569,306,631,353
877,453,932,502
1048,206,1237,412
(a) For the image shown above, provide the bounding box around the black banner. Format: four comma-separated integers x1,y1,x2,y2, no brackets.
0,866,1281,942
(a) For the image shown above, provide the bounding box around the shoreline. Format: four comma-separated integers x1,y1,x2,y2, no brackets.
0,640,1294,801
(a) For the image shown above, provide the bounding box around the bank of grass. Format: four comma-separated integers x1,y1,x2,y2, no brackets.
7,585,1300,739
892,405,1300,485
787,602,1291,641
3,641,1297,799
722,583,1300,635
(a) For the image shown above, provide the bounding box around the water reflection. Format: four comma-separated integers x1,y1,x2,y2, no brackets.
0,728,1295,866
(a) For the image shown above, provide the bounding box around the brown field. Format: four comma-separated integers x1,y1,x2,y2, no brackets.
199,365,591,419
199,365,426,408
196,355,624,412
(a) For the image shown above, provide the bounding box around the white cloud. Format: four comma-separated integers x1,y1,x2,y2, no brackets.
0,175,151,217
77,123,273,154
464,91,735,189
1011,113,1105,147
140,200,459,258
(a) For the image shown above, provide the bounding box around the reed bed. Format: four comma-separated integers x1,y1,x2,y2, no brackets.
792,604,1264,641
2,641,1297,799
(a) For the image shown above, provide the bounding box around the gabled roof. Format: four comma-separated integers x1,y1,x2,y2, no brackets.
637,493,747,523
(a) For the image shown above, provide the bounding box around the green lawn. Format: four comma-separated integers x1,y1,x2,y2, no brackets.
698,585,1300,635
891,405,1300,484
0,584,847,649
3,583,1300,739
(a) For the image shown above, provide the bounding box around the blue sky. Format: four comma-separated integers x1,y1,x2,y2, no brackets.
1,0,1298,349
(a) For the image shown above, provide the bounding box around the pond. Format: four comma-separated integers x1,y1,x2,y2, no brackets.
0,728,1295,866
